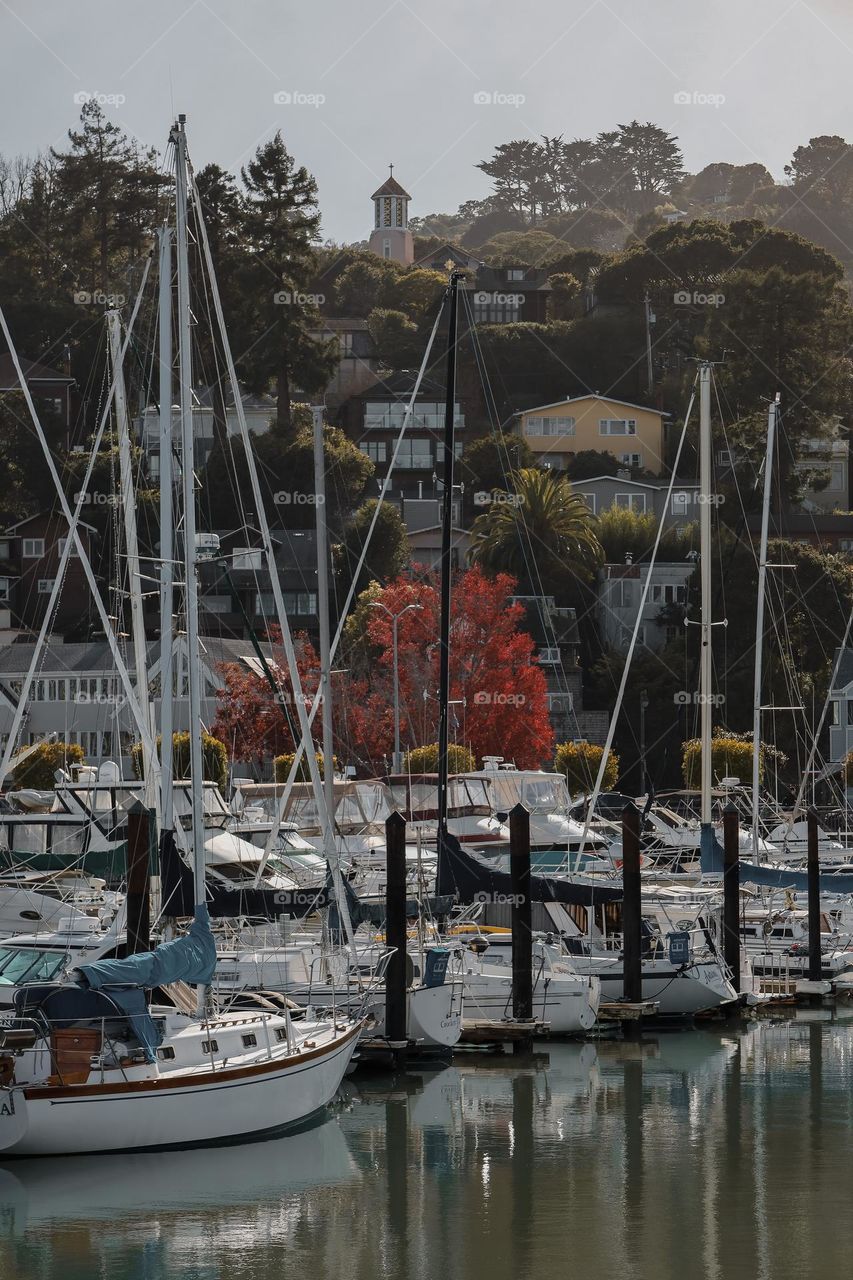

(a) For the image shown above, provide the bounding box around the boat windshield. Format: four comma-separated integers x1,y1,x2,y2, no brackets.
0,946,68,986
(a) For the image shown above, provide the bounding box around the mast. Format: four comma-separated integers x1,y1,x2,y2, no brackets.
751,395,779,857
107,310,156,807
436,272,460,843
698,362,714,835
173,115,206,916
158,227,176,836
312,405,341,886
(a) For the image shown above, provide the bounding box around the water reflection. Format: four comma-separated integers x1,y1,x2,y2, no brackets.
3,1015,853,1279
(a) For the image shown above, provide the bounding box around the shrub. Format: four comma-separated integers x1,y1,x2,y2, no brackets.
131,732,228,790
682,732,756,790
273,752,336,782
403,743,476,774
10,741,85,791
554,740,618,797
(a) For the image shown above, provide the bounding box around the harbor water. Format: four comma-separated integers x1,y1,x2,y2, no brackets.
2,1011,853,1280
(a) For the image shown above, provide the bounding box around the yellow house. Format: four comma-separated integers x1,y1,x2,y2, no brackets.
514,395,668,476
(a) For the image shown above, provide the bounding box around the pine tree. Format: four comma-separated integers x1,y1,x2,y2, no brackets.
239,133,337,430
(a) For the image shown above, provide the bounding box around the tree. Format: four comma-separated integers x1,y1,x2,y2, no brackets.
239,133,338,430
609,121,685,209
565,450,621,481
337,567,554,772
478,230,565,268
682,730,759,790
547,272,582,320
10,741,85,790
469,467,603,597
403,743,476,773
203,413,372,532
459,432,534,509
212,634,320,771
130,732,229,790
334,254,402,315
476,140,546,224
595,506,695,563
366,308,422,369
336,498,410,597
554,741,618,797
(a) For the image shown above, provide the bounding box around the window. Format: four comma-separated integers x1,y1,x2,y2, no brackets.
831,701,840,725
717,449,732,466
383,238,391,258
547,692,574,712
535,416,575,437
599,419,637,436
524,417,544,436
577,492,596,514
339,333,354,357
57,537,79,557
830,462,846,490
157,1046,176,1061
840,539,853,552
651,583,687,605
242,1033,257,1048
22,539,45,558
201,1039,219,1054
671,491,693,513
619,454,643,468
0,578,9,601
612,581,633,607
846,701,853,727
360,441,387,463
538,647,559,664
201,596,231,614
615,493,646,513
279,591,317,616
275,1027,289,1042
37,579,56,594
396,439,432,470
507,268,525,281
232,549,263,570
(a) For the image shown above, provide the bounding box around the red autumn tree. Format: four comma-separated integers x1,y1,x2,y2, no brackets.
336,566,554,772
212,629,321,770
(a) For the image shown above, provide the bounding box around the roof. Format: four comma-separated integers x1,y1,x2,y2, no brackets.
0,354,75,388
573,475,699,491
371,175,411,200
0,635,279,677
514,395,670,418
831,648,853,693
3,512,97,535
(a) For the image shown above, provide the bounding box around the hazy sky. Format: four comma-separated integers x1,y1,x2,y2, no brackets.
2,0,853,241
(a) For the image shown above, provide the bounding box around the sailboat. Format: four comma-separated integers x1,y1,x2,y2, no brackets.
0,117,360,1157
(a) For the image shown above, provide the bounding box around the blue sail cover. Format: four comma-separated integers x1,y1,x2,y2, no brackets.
700,832,853,893
78,905,217,990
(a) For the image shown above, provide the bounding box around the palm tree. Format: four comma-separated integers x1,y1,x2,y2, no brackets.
469,467,602,591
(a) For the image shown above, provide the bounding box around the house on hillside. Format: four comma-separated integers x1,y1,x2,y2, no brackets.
0,513,97,638
573,474,700,528
513,395,669,476
0,353,76,440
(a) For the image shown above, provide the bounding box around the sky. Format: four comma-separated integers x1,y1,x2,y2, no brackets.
2,0,853,242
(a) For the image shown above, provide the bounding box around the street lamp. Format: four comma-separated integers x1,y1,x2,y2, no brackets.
369,601,423,773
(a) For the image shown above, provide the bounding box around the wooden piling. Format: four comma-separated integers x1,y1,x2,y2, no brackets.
126,801,151,957
384,810,408,1047
621,803,642,1009
509,802,533,1054
722,803,741,992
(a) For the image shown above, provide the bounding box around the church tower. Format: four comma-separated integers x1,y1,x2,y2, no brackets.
368,166,414,265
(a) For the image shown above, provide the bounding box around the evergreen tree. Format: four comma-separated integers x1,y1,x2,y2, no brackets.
239,133,337,430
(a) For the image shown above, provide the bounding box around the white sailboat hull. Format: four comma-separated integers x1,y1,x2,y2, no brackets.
0,1023,359,1158
460,971,600,1034
569,957,737,1016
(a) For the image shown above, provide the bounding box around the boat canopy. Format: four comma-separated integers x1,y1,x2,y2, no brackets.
436,832,622,906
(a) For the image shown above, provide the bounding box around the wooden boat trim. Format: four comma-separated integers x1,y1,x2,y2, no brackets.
24,1020,360,1101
